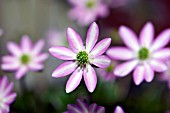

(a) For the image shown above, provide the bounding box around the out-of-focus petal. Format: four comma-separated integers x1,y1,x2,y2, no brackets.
118,26,140,51
32,39,45,55
15,66,28,80
7,42,22,57
2,56,17,64
114,60,138,77
86,22,99,52
152,48,170,60
66,28,84,52
49,46,76,60
83,64,97,93
52,61,77,78
133,65,145,85
2,83,14,97
144,63,154,82
0,76,8,92
21,35,32,53
114,106,124,113
3,93,17,104
90,38,111,57
91,55,111,68
28,63,44,71
106,47,134,60
33,53,49,63
149,60,167,72
66,68,83,93
1,62,20,71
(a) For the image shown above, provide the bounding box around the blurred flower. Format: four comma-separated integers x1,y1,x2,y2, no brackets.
114,106,125,113
0,29,3,37
63,99,105,113
166,111,170,113
0,76,17,113
1,35,48,80
160,60,170,88
97,61,117,81
110,0,130,8
68,0,109,26
106,22,170,85
49,22,111,93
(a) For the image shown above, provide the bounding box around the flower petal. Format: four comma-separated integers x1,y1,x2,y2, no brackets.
144,63,154,82
7,42,22,57
28,63,44,71
151,29,170,51
119,26,140,51
86,22,99,52
33,53,49,63
49,46,76,60
67,28,84,52
114,60,138,77
133,65,145,85
140,22,154,48
52,61,77,78
152,48,170,60
91,55,111,68
106,47,134,60
149,60,167,72
21,35,32,53
1,62,20,71
0,76,8,92
32,39,45,55
3,83,14,97
66,68,83,93
114,106,124,113
15,66,28,80
3,93,17,104
83,64,97,93
2,56,17,64
90,38,111,57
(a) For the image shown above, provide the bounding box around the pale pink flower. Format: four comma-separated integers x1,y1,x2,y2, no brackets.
68,0,109,26
107,22,170,85
49,22,111,93
0,76,17,113
1,35,48,80
114,106,125,113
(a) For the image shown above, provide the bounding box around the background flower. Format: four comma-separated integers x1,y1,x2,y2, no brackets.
114,106,124,113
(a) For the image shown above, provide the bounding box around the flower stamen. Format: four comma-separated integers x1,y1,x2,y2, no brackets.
21,54,30,64
138,47,150,60
76,51,88,67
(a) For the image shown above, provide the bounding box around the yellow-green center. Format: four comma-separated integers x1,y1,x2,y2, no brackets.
138,47,150,60
106,64,114,72
21,54,30,64
76,51,88,67
86,1,95,8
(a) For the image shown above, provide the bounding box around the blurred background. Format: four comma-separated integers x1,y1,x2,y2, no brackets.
0,0,170,113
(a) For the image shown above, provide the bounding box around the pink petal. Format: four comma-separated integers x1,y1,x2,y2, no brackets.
32,39,45,55
114,106,124,113
133,65,145,85
144,63,154,82
151,29,170,51
0,76,8,92
1,62,20,71
2,56,17,64
66,68,83,93
86,22,99,52
28,63,44,71
7,42,22,57
3,93,17,104
106,47,134,60
52,61,77,78
83,65,97,93
66,28,84,52
114,60,138,77
15,66,28,80
21,35,32,53
149,60,167,72
3,83,14,97
0,104,9,113
118,26,140,51
33,53,49,63
91,55,111,68
49,46,76,60
153,48,170,60
140,22,154,48
90,38,111,57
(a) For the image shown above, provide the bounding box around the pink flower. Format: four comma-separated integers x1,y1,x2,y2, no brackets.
106,22,170,85
49,22,111,93
68,0,109,26
114,106,125,113
1,35,48,80
0,76,17,113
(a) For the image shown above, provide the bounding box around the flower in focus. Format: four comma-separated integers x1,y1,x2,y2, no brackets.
1,35,48,80
68,0,109,26
49,22,111,93
63,99,105,113
0,76,17,113
160,60,170,88
106,22,170,85
97,61,117,81
114,106,125,113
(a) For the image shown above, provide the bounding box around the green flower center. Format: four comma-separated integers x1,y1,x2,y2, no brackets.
138,47,150,60
76,51,88,67
21,54,30,64
86,1,95,8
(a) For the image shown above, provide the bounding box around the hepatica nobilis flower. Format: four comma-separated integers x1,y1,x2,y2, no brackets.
0,76,16,113
1,35,48,80
63,99,105,113
106,22,170,85
49,22,111,93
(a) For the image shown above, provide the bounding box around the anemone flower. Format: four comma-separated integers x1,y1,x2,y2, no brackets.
68,0,109,26
106,22,170,85
1,35,48,80
49,22,111,93
114,106,125,113
63,99,105,113
0,76,17,113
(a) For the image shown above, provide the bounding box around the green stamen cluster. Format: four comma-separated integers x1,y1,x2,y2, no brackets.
21,54,30,65
106,64,114,72
138,47,150,60
76,51,88,67
86,1,95,8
